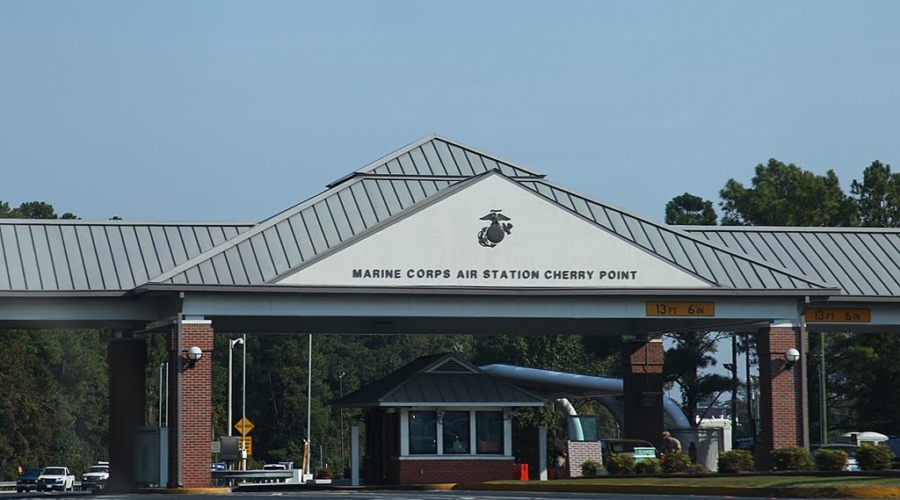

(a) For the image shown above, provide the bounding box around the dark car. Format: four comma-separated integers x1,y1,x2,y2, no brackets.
16,467,43,493
600,439,660,464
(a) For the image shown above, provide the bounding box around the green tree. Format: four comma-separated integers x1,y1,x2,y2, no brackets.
663,193,726,428
665,193,717,225
664,331,733,427
828,333,900,435
719,159,857,226
0,330,112,479
0,200,79,220
851,160,900,227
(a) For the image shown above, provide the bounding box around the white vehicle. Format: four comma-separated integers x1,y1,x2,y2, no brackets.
37,466,75,492
81,462,110,490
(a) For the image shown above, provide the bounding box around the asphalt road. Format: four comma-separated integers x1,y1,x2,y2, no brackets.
2,491,821,500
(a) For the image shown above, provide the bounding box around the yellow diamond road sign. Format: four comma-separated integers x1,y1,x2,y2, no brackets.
235,417,254,435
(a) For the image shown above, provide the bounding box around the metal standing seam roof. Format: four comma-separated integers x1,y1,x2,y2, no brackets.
517,179,834,291
0,135,885,296
684,226,900,297
150,136,833,292
335,353,545,407
325,134,545,188
149,173,471,285
0,221,252,292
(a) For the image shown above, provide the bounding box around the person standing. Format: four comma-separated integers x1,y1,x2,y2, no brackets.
662,431,682,455
552,428,568,478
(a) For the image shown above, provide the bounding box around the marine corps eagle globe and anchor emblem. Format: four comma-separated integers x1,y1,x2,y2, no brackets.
477,209,513,248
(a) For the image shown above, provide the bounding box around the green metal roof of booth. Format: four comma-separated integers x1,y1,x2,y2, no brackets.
334,352,545,407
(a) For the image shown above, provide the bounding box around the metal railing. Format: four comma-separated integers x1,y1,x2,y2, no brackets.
211,470,294,485
0,481,83,491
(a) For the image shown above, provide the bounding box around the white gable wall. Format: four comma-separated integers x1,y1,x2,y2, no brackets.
277,175,710,288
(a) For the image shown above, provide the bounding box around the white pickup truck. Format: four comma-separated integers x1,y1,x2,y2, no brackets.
37,466,75,491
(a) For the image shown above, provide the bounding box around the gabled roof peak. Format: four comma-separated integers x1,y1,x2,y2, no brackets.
326,134,545,188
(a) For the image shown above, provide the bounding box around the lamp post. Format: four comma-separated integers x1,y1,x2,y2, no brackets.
306,334,312,478
241,333,247,472
745,333,755,446
339,370,345,475
724,341,738,448
228,337,244,437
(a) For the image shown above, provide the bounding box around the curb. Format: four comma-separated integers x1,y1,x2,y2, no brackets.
453,482,900,498
156,488,233,494
203,480,900,498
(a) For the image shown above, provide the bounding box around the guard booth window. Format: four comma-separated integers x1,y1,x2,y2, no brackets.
442,411,470,454
409,411,437,454
476,411,503,454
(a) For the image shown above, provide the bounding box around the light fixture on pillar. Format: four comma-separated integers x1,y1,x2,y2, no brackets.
186,346,203,367
784,348,800,369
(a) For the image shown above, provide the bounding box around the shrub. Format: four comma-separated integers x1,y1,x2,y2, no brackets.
635,458,662,474
581,460,602,476
857,444,893,470
315,467,334,479
605,454,636,475
693,463,707,473
814,449,848,471
717,450,756,473
771,446,814,471
662,451,691,473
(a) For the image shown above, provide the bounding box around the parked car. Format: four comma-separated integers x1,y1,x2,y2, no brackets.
600,439,660,464
810,443,861,471
16,467,43,493
81,462,110,491
37,466,75,491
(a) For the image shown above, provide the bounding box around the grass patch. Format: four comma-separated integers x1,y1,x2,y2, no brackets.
486,475,900,488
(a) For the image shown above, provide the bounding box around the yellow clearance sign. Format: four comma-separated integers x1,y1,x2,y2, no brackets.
239,436,253,456
806,308,871,323
646,301,715,317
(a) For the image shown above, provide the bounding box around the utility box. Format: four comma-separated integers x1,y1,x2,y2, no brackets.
220,437,240,461
134,427,168,487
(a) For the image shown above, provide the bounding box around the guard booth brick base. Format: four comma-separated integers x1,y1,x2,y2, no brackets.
395,459,516,484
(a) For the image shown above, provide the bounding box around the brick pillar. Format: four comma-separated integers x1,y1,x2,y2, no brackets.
167,320,214,488
622,339,665,444
108,339,147,492
756,325,807,470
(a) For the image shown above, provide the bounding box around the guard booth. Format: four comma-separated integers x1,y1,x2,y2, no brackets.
336,353,544,484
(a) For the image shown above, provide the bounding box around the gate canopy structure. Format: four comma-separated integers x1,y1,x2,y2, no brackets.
3,134,900,486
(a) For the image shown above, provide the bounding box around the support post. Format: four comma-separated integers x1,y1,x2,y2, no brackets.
167,318,214,488
819,331,827,444
538,425,548,481
622,338,665,443
108,338,147,491
351,424,360,486
756,323,807,470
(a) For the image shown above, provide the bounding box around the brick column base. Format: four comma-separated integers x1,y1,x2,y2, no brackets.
167,320,214,488
622,340,665,446
756,326,807,470
567,440,602,477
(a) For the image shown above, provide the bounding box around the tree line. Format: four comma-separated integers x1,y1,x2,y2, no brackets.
665,158,900,441
2,157,899,478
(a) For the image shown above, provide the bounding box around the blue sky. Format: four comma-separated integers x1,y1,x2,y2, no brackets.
2,1,899,223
